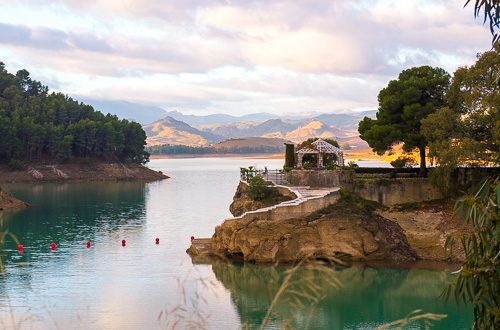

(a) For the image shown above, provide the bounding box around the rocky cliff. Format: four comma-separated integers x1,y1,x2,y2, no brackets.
212,199,418,263
0,188,29,210
190,181,465,265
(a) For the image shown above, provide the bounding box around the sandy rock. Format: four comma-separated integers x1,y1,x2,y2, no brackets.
0,188,29,210
378,201,466,262
212,206,418,264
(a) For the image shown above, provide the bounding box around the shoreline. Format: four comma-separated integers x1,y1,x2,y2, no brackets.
0,162,168,183
150,153,285,160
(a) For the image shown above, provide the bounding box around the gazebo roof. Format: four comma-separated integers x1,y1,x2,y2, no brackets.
296,138,342,155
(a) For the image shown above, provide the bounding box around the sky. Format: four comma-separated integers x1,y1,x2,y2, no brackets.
0,0,492,116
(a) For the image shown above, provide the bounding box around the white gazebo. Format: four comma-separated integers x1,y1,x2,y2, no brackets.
296,138,344,168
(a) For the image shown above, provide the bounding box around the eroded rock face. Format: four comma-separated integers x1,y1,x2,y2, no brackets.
0,188,29,210
378,201,466,262
229,181,294,217
212,205,418,263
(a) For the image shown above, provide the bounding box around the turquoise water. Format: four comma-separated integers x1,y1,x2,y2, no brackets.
0,158,471,329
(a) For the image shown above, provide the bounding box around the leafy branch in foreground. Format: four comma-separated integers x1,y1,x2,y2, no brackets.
443,178,500,329
465,0,500,45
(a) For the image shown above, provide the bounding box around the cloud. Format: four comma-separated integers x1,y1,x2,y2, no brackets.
0,0,493,115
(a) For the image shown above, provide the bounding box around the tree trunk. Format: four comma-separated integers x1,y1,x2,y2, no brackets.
419,147,427,176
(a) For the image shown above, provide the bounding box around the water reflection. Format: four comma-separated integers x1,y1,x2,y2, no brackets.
210,261,472,329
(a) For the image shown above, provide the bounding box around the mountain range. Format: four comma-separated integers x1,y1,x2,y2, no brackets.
82,98,376,149
143,112,376,149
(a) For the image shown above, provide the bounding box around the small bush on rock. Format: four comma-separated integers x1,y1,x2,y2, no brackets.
248,176,275,201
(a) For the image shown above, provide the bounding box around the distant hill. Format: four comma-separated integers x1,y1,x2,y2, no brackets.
142,109,377,148
147,137,290,155
81,99,167,125
143,116,223,146
213,137,291,150
165,111,277,125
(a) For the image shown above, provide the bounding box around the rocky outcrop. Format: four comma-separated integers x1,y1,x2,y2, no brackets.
229,181,295,217
0,188,29,210
378,201,466,262
212,203,418,263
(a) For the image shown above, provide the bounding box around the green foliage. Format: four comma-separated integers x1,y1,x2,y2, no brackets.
0,63,149,164
422,45,500,188
465,0,500,45
347,161,359,168
248,176,276,201
390,156,417,169
7,159,24,170
443,178,500,329
297,137,340,149
284,143,295,168
358,66,451,175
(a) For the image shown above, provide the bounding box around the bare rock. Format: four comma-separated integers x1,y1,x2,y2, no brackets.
212,204,418,264
0,188,29,210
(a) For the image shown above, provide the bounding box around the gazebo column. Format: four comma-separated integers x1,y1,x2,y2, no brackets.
318,153,323,168
297,153,303,168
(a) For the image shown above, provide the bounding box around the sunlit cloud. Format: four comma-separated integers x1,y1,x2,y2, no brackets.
0,0,491,115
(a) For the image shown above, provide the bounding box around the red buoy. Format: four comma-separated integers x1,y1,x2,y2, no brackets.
121,239,126,246
17,244,23,250
190,236,195,241
50,242,57,250
86,241,91,248
155,238,160,244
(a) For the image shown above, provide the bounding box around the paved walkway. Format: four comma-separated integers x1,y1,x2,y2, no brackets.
230,183,340,222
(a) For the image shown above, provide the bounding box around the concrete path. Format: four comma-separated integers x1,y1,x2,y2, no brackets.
229,183,340,222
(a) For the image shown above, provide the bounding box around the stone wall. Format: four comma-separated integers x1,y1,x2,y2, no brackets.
286,170,353,187
285,170,444,206
352,178,443,206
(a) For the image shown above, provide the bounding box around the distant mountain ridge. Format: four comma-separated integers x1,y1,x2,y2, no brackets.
81,98,377,148
81,98,167,125
143,111,376,149
143,116,223,146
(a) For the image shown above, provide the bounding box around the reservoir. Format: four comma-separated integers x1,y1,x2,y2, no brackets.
0,158,471,329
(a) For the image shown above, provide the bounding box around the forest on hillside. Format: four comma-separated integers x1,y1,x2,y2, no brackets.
0,62,149,167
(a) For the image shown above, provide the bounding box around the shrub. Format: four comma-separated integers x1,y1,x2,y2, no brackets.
8,159,25,170
444,178,500,329
390,156,417,169
347,161,359,168
248,176,274,201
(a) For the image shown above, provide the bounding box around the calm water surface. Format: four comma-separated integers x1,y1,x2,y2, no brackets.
0,158,471,329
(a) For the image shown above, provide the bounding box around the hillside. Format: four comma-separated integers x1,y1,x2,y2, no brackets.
142,109,376,149
213,137,290,150
143,116,223,146
147,137,290,155
0,64,149,165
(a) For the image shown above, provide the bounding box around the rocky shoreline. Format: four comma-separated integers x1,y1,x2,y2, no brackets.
0,188,29,211
0,162,167,183
188,181,465,265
